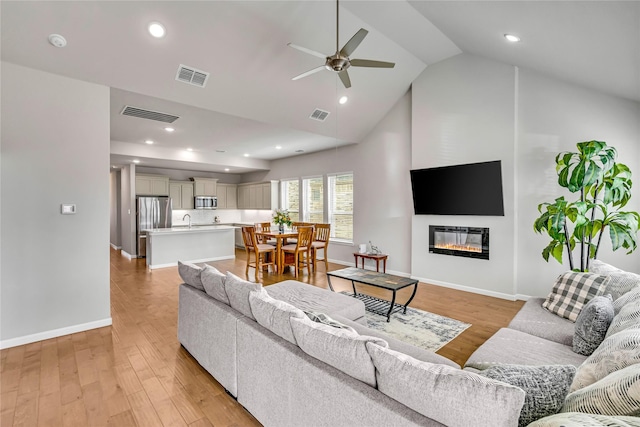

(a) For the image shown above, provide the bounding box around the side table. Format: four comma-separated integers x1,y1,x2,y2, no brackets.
353,253,388,273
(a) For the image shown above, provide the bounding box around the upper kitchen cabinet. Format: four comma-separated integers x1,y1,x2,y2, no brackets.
216,183,237,209
237,181,278,210
192,178,217,196
169,181,194,210
136,174,169,196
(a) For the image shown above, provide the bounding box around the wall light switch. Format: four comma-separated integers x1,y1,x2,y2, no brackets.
61,204,76,215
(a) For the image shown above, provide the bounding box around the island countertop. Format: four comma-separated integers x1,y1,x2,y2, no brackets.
144,225,238,235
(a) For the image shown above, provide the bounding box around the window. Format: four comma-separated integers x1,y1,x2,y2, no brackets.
280,179,300,221
302,177,323,223
328,173,353,241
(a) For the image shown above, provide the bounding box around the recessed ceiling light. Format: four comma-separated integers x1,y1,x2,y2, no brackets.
243,153,250,157
48,34,67,48
164,127,175,132
224,168,230,172
504,34,520,43
275,145,282,150
339,96,348,105
145,139,154,145
132,159,140,164
216,149,226,153
186,148,193,152
148,22,166,38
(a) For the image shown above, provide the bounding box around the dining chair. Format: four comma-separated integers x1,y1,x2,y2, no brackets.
289,222,312,243
280,225,314,278
254,222,276,245
311,223,331,271
241,226,276,279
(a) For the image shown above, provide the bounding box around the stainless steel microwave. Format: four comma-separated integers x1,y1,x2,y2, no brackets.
194,196,217,209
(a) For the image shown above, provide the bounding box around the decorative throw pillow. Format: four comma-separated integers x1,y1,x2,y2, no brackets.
543,272,609,322
562,364,640,416
200,264,229,304
603,271,640,301
178,261,204,291
529,411,640,427
613,287,640,315
478,364,576,427
366,343,525,427
290,315,387,387
571,328,640,392
303,310,356,333
573,295,614,356
606,300,640,338
224,272,261,320
248,288,305,345
589,259,622,275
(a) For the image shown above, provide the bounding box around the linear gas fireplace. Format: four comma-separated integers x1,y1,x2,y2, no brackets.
429,226,490,260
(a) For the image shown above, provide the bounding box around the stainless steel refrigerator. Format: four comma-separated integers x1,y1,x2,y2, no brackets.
136,196,172,257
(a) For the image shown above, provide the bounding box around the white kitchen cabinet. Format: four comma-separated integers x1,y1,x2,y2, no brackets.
193,178,217,196
237,181,278,210
136,174,169,196
216,183,237,209
169,181,194,210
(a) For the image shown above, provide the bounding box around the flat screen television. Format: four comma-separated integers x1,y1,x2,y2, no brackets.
410,160,504,216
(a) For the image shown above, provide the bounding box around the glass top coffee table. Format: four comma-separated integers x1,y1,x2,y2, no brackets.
326,267,419,322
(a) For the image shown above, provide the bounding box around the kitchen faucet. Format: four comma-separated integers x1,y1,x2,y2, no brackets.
183,213,192,228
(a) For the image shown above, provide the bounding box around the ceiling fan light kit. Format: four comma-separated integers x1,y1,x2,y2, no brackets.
288,0,395,88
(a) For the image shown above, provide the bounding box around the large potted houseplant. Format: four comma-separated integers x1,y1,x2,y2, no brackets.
533,140,639,272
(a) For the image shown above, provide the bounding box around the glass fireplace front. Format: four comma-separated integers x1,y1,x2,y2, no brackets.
428,226,490,260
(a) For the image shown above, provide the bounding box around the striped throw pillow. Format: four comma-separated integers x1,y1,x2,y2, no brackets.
543,272,610,322
529,411,640,426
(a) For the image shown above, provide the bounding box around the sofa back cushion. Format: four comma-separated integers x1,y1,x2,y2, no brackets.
178,261,205,291
201,264,229,304
606,299,640,338
290,316,387,387
366,342,525,427
543,272,609,322
613,287,640,315
224,272,261,319
248,288,305,345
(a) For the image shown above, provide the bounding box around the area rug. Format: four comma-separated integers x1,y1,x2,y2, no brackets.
340,292,471,352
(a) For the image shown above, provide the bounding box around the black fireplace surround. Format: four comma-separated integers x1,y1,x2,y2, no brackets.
429,226,490,260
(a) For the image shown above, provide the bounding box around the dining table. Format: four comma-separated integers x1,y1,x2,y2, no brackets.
255,230,298,273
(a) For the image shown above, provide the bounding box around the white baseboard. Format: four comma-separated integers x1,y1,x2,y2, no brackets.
411,275,518,301
0,317,113,350
515,294,531,301
121,250,133,260
110,243,122,250
148,255,236,270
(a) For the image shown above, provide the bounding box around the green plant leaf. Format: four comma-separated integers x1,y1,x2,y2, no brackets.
552,242,564,264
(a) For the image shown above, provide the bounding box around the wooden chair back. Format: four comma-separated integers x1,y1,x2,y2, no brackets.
314,223,331,243
241,226,255,249
296,226,314,249
254,222,272,244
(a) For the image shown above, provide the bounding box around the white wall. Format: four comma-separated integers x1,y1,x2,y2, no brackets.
110,170,121,248
411,53,640,299
411,54,517,298
243,92,414,275
1,62,111,348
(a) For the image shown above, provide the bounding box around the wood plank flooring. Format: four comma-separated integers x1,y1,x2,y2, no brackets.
1,247,524,426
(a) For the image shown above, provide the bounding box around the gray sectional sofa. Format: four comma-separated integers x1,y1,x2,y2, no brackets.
177,261,640,427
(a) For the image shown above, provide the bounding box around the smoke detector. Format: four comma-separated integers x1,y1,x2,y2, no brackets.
48,34,67,48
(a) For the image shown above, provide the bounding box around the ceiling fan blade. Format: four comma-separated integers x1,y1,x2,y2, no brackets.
287,43,327,60
292,66,326,81
350,59,395,68
339,28,368,57
338,70,351,89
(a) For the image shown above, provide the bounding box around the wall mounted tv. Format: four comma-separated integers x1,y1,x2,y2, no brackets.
410,160,504,216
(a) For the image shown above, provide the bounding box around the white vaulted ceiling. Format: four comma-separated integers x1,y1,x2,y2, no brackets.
1,1,638,173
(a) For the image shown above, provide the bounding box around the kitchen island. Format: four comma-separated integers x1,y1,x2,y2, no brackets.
145,225,237,269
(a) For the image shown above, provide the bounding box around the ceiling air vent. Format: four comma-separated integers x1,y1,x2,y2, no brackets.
176,64,209,88
120,106,180,123
309,108,330,122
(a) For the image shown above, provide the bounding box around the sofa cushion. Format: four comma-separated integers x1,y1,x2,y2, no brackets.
290,315,386,387
573,294,614,356
478,364,576,427
602,270,640,301
508,297,575,346
178,261,205,291
224,272,262,320
543,272,609,322
613,287,640,315
571,328,640,391
465,328,588,369
367,342,525,427
248,288,305,345
589,259,622,275
201,264,229,304
266,280,365,321
607,300,640,338
563,364,640,416
528,412,640,427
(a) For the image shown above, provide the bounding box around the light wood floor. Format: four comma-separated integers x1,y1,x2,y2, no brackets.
1,247,524,426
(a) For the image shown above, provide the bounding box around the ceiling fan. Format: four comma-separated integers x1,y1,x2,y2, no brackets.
287,0,395,89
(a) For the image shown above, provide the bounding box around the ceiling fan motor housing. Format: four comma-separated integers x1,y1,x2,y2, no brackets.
326,55,350,72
